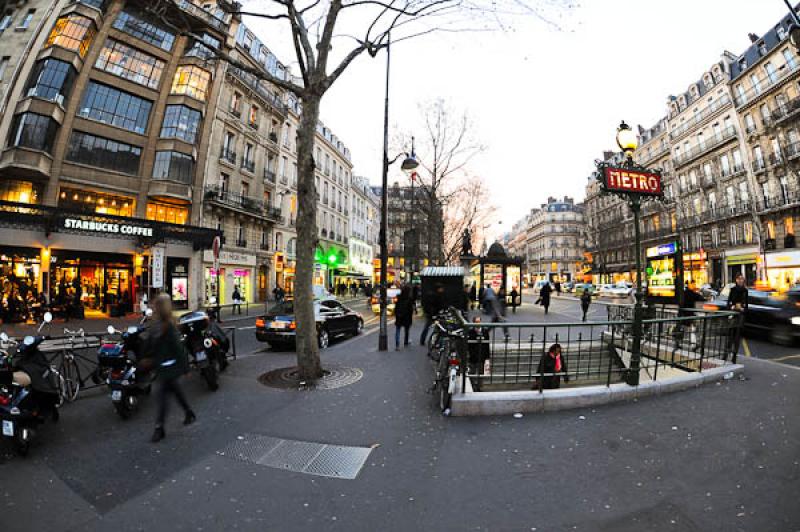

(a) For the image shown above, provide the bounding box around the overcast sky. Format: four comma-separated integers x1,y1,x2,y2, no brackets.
244,0,792,241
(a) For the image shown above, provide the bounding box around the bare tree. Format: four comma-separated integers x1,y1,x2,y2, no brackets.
441,175,493,263
182,0,575,380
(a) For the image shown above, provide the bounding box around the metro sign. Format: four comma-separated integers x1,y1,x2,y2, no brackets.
602,166,663,197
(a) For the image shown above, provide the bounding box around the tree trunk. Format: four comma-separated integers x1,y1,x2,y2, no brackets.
294,93,323,380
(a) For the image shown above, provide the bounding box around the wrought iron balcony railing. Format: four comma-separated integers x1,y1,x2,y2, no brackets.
220,147,237,165
204,185,283,222
673,126,738,167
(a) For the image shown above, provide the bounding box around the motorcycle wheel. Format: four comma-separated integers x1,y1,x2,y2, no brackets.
438,378,451,412
114,394,137,419
202,362,219,391
15,427,33,456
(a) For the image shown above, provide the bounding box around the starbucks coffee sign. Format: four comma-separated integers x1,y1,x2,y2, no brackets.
63,217,154,237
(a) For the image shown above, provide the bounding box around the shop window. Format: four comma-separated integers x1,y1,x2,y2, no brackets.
78,81,153,134
171,66,211,101
786,217,795,236
152,151,194,184
58,186,135,217
45,14,96,57
0,180,42,204
65,131,142,175
112,9,174,51
146,201,188,225
159,105,202,144
95,39,165,89
8,112,58,153
24,58,77,104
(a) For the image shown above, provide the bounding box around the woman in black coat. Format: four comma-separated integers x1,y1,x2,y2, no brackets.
539,283,552,315
537,343,568,389
393,285,415,350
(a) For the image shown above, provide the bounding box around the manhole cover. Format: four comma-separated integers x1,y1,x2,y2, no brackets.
259,366,363,390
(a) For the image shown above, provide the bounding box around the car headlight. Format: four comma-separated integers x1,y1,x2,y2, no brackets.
791,317,800,326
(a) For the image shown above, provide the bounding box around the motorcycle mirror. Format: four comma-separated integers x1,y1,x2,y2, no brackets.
0,333,7,342
203,337,213,349
107,325,115,335
127,326,138,334
23,336,34,346
43,311,53,323
145,308,153,317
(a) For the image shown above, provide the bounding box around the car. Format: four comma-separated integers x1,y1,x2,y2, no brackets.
597,284,615,297
533,280,551,292
256,298,364,349
574,283,596,296
370,287,401,315
562,282,576,293
608,282,634,298
699,283,719,300
703,286,800,345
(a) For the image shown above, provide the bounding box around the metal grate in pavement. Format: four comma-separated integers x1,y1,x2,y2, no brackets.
217,433,373,480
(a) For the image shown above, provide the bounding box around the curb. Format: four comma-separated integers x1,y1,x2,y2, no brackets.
450,363,744,416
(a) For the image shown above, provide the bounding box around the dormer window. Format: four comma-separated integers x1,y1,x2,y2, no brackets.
758,42,768,56
778,24,787,40
739,58,747,70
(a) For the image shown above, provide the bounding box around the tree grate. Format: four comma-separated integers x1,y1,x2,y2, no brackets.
258,365,364,390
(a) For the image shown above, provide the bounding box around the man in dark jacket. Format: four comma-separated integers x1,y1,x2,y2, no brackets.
539,282,552,315
537,343,568,389
580,290,592,321
727,274,748,311
393,285,415,349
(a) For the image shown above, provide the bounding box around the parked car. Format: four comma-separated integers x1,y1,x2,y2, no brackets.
533,280,551,292
703,287,800,345
609,282,634,298
597,284,615,297
562,282,576,293
256,298,363,349
370,287,401,315
699,283,719,300
574,283,596,296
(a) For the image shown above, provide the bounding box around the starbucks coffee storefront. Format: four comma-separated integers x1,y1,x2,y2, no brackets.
0,201,219,313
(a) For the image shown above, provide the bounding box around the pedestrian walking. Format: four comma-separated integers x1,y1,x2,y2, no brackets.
554,280,562,297
139,292,149,317
725,273,748,358
232,286,243,315
539,282,552,315
469,282,477,310
147,294,195,443
394,285,415,350
509,287,519,314
536,343,568,390
580,289,592,322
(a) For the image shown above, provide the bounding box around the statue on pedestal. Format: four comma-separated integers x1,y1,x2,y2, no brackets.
461,228,473,257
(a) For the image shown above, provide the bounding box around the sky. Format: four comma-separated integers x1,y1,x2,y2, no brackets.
243,0,793,242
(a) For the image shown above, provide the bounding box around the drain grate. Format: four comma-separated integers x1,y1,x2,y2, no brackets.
259,366,364,390
218,433,373,480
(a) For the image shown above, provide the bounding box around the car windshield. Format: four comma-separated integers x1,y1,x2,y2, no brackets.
268,301,294,314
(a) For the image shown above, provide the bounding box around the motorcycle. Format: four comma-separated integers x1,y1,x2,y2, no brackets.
0,312,61,455
178,310,230,391
98,309,155,419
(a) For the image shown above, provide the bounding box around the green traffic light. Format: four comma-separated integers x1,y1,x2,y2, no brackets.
328,253,337,264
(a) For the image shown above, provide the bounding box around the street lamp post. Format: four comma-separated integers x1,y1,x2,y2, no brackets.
378,33,419,351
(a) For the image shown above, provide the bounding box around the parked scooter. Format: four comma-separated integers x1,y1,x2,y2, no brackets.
0,312,61,455
99,309,155,419
178,308,230,391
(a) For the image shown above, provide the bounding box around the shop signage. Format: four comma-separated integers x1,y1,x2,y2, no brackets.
683,251,706,262
63,218,153,237
727,253,758,266
646,242,677,258
203,250,256,266
602,167,663,197
152,248,164,288
766,250,800,268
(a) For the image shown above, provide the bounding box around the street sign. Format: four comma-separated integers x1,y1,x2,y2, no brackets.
212,235,221,260
602,166,663,197
152,247,164,289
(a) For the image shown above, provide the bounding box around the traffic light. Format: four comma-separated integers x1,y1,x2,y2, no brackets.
328,252,338,265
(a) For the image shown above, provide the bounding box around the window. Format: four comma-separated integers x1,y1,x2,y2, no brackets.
65,131,142,174
732,149,743,169
170,66,210,101
46,15,95,57
78,81,152,134
744,222,754,244
0,180,42,204
744,113,756,133
739,181,750,203
146,201,188,224
242,181,249,197
784,48,797,70
95,39,165,89
720,153,731,174
152,151,194,184
220,173,229,191
708,191,716,210
112,10,174,51
0,56,10,82
730,224,740,244
736,84,746,103
160,105,202,144
59,187,135,217
753,146,764,164
8,113,58,153
185,33,219,59
778,25,788,40
786,217,795,236
781,176,789,200
248,105,258,127
0,11,13,31
24,58,77,104
750,74,762,95
231,91,241,114
764,62,778,84
726,185,735,206
17,9,34,29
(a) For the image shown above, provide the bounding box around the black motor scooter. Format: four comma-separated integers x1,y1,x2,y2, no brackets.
178,309,230,391
0,312,61,455
98,309,155,419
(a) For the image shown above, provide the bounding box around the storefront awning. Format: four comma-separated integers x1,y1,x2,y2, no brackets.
727,253,758,266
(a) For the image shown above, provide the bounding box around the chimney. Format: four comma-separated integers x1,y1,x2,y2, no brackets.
748,33,759,43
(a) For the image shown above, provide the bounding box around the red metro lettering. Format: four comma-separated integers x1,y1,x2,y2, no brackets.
604,167,662,196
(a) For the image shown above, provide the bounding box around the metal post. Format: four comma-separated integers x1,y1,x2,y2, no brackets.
627,194,644,386
378,32,391,352
784,0,800,25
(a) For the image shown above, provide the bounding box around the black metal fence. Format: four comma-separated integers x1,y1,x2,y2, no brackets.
455,307,741,393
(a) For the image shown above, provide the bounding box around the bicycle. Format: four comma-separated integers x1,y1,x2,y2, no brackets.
49,328,100,402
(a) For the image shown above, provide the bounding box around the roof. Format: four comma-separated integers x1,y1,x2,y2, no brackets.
730,10,796,80
420,266,465,277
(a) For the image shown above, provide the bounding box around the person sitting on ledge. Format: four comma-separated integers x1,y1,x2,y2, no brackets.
536,343,569,390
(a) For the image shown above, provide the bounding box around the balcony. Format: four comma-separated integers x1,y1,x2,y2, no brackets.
264,169,276,183
220,147,237,165
720,163,746,179
241,158,255,173
672,126,738,168
637,143,670,166
260,242,270,251
785,141,800,159
204,185,283,222
235,239,247,248
0,147,52,182
772,96,800,126
248,121,258,131
226,66,288,116
752,159,767,173
669,95,732,141
279,175,288,186
757,188,800,213
148,180,192,202
268,131,278,143
734,61,800,108
175,0,229,31
230,108,241,118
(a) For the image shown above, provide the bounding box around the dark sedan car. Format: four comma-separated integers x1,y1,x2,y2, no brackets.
704,286,800,345
256,299,364,349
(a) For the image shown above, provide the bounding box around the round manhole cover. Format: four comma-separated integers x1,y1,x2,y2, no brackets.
259,366,363,390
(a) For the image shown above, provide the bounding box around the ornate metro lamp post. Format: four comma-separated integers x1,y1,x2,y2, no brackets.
596,120,664,386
